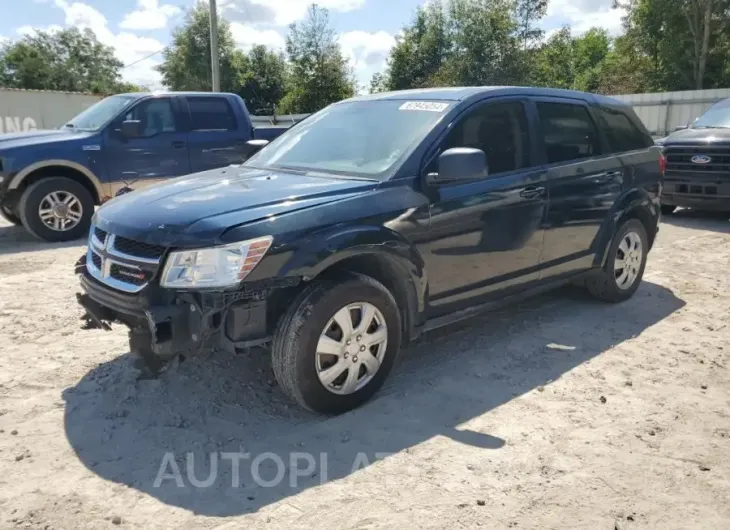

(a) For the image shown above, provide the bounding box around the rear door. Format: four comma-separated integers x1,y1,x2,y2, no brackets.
104,96,190,193
419,98,548,316
534,98,623,278
184,96,248,172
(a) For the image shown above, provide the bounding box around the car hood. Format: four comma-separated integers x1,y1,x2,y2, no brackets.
662,127,730,146
94,166,379,246
0,129,95,151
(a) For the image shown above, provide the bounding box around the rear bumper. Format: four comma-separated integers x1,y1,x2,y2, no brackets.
662,177,730,210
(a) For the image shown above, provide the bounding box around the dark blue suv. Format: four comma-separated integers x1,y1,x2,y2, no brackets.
76,87,663,414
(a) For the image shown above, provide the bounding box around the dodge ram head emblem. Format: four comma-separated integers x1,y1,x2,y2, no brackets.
691,154,712,164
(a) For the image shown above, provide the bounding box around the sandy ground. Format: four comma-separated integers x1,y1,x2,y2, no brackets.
0,211,728,530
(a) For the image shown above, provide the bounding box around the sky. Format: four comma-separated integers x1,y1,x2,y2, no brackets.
0,0,627,91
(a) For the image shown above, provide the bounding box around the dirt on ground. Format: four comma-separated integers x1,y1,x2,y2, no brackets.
0,211,728,530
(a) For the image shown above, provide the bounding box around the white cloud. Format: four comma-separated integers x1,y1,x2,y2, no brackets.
339,30,396,93
52,0,164,87
230,23,286,51
119,0,182,31
220,0,365,26
545,0,626,36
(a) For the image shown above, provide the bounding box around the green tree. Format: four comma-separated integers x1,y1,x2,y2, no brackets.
572,28,611,91
0,28,131,94
239,45,288,114
278,5,354,114
532,27,575,89
156,3,247,93
368,72,388,93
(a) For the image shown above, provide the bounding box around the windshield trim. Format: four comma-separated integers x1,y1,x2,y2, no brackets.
243,99,453,181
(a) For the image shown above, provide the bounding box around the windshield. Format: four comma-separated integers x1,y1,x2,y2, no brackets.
245,99,453,179
693,99,730,129
63,95,137,131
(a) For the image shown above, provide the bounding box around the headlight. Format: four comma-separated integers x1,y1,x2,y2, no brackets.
160,236,273,289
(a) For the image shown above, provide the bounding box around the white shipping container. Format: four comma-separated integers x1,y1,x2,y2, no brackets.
0,88,103,133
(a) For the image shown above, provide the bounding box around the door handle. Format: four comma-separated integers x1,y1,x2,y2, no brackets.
172,141,186,149
595,170,622,182
520,186,546,199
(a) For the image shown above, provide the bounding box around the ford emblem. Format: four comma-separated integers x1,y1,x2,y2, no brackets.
691,154,712,164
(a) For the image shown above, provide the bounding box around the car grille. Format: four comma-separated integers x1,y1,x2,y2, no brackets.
86,225,166,293
664,145,730,176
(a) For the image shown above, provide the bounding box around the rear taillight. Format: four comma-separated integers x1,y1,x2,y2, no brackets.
659,152,666,176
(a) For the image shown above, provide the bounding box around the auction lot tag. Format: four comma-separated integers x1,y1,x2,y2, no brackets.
399,101,450,112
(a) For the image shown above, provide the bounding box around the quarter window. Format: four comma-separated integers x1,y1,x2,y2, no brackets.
187,97,237,131
439,101,530,174
599,107,652,153
536,102,600,164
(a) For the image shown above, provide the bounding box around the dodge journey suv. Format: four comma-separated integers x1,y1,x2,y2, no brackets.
75,87,663,414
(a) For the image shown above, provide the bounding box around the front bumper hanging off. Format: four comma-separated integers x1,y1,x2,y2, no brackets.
74,254,288,368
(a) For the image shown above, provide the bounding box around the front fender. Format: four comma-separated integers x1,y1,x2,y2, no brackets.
594,187,659,267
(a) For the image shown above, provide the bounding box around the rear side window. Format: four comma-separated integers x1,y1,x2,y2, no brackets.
599,107,652,153
187,97,236,131
536,102,600,164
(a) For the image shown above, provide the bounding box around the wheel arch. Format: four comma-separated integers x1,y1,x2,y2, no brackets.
595,188,659,267
276,226,428,343
8,160,104,205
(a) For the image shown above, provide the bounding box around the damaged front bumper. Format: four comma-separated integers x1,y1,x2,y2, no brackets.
75,254,296,369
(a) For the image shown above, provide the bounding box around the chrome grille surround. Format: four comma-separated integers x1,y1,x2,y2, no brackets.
86,225,163,293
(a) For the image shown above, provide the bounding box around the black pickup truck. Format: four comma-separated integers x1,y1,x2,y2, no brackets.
75,87,663,415
657,97,730,214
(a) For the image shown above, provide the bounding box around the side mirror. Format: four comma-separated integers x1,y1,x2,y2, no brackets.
426,147,488,185
243,139,269,160
120,120,142,138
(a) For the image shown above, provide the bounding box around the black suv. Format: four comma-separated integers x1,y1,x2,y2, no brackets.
76,87,663,414
658,97,730,214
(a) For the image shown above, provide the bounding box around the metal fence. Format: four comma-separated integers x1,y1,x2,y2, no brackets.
0,88,103,133
613,88,730,138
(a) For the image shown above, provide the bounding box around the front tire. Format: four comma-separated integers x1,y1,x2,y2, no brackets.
272,273,402,414
18,177,94,242
586,219,648,303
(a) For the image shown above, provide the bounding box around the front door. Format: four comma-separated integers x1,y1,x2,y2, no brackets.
104,96,190,195
419,99,548,316
533,98,623,277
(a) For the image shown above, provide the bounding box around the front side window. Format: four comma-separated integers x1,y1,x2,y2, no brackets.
245,99,454,179
537,102,600,164
124,98,177,137
187,97,236,131
439,101,530,174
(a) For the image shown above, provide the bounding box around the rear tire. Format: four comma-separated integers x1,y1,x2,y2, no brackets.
0,204,21,225
586,219,648,303
660,204,676,216
272,273,402,415
18,177,94,242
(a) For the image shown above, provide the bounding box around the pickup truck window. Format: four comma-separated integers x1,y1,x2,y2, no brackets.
245,99,454,179
124,98,178,137
187,97,237,131
441,101,530,174
599,107,652,153
64,95,136,131
537,102,600,164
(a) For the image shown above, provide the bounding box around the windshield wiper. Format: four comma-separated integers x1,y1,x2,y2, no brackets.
693,125,730,129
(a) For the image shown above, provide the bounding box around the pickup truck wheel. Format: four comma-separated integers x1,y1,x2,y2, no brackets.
272,273,402,414
18,177,94,242
661,204,676,215
586,219,648,303
0,204,21,225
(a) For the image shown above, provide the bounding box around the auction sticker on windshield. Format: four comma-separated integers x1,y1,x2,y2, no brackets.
399,101,450,112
